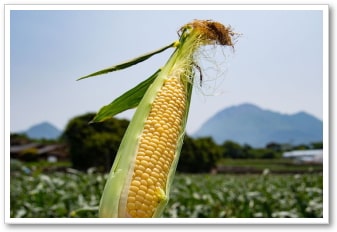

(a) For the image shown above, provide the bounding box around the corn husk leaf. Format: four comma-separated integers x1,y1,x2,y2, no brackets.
77,42,175,81
90,69,161,123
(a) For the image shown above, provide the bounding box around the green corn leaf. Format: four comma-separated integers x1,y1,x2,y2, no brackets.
77,42,176,81
90,69,161,123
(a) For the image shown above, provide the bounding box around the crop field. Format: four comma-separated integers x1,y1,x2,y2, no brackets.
10,165,323,218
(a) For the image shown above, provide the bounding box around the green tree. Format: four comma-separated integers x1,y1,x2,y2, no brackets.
221,140,244,159
10,133,32,145
62,113,129,172
293,144,310,150
311,141,323,149
246,148,279,159
178,136,221,173
266,142,282,152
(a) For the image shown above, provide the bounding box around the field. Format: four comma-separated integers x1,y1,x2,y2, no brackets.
164,173,323,218
217,158,323,174
10,160,323,218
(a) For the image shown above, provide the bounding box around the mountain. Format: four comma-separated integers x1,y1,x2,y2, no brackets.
193,103,323,148
24,122,61,140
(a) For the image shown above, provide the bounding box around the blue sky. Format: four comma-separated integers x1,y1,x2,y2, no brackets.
9,6,326,134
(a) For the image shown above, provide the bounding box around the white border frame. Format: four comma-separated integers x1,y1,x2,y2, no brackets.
3,4,329,225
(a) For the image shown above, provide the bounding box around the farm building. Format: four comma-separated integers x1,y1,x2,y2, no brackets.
10,143,68,162
283,149,323,164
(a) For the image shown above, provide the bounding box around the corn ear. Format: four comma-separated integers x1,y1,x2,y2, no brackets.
78,20,235,218
99,49,194,218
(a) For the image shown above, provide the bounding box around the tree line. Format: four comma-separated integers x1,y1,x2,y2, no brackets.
11,113,323,173
60,113,322,173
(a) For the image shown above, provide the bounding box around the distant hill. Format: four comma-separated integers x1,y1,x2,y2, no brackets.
24,122,61,140
193,103,323,148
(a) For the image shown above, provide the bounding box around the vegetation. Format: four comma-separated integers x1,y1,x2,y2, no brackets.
10,133,32,145
59,113,322,173
217,158,323,174
12,113,323,174
11,132,60,145
61,113,129,172
178,136,222,173
10,162,323,218
164,173,323,218
10,113,324,218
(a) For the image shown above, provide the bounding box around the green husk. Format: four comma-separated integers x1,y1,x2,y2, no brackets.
78,20,235,218
90,69,161,123
98,35,195,217
77,42,176,81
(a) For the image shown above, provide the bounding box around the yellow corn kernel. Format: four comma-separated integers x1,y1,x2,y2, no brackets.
125,75,186,218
